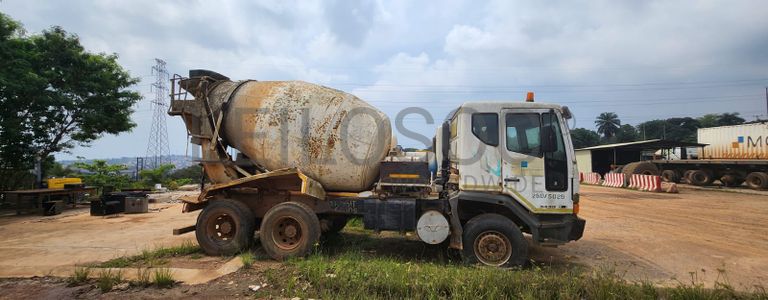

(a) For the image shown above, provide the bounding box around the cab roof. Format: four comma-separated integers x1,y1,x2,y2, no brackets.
445,101,565,121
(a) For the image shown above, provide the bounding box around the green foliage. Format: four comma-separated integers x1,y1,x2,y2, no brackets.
139,164,175,187
97,241,201,268
0,12,140,176
595,112,621,138
134,267,151,287
570,128,600,148
240,251,255,268
70,160,131,192
278,254,766,299
169,165,203,181
698,113,745,128
68,266,91,285
96,269,123,293
153,268,175,288
637,117,701,143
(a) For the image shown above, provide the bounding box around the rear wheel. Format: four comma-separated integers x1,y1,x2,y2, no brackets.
661,170,680,183
746,172,768,190
260,202,321,260
688,169,714,186
196,199,256,256
462,214,528,267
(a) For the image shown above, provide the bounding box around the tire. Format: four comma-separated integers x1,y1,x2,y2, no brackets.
622,162,660,176
745,172,768,190
321,215,349,235
683,170,695,183
720,174,744,187
688,169,714,186
661,170,680,183
260,202,321,260
462,214,528,267
196,199,256,256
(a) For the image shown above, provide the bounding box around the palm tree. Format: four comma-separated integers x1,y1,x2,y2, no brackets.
595,112,621,138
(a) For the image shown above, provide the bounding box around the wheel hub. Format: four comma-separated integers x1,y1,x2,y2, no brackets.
273,217,304,250
474,231,512,266
206,213,237,241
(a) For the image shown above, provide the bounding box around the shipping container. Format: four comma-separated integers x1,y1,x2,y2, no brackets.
698,122,768,159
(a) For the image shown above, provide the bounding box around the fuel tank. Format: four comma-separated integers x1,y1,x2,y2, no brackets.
205,78,391,192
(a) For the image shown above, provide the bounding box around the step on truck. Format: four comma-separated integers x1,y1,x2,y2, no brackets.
168,70,585,267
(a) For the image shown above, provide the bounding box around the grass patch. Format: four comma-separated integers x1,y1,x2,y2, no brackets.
240,251,255,268
134,267,151,287
68,266,90,285
97,240,201,268
153,268,175,288
96,269,123,293
264,253,767,299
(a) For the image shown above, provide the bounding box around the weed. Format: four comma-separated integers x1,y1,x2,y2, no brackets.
68,266,90,285
240,251,255,268
153,268,175,288
98,240,201,268
134,267,151,287
96,269,123,293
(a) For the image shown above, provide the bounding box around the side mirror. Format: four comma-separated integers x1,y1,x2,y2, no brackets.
541,126,557,153
561,106,573,119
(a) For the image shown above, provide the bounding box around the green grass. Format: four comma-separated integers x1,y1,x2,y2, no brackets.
97,240,201,268
134,267,151,287
68,266,90,285
240,251,255,268
152,268,175,288
268,254,767,299
95,269,123,293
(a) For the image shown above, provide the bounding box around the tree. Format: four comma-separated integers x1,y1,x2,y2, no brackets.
697,113,745,128
71,160,132,192
570,128,600,149
139,164,175,186
615,124,639,143
595,112,621,138
0,13,141,186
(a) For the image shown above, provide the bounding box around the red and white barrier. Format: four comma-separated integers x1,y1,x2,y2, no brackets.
581,172,601,185
628,174,661,192
602,173,625,187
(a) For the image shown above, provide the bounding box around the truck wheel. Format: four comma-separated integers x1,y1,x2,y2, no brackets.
720,174,744,187
688,169,714,186
746,172,768,190
462,214,528,267
683,170,695,183
661,170,680,183
196,199,256,256
622,162,660,176
260,202,321,260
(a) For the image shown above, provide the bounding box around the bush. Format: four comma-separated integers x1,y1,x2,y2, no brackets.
96,269,123,293
68,266,90,285
153,268,175,288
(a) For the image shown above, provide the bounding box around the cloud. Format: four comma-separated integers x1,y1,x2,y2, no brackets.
1,0,767,158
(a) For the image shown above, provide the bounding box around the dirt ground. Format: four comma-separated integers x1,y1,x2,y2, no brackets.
0,185,767,297
0,193,200,278
532,184,768,289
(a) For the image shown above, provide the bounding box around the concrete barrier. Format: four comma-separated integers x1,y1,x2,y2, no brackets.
582,172,601,185
628,174,662,192
602,173,625,188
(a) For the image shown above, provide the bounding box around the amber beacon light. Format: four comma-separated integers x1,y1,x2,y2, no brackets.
526,92,535,102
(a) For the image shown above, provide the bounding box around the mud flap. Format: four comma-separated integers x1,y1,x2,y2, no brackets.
448,195,463,249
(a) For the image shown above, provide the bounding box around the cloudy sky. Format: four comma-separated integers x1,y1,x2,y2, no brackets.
2,0,767,160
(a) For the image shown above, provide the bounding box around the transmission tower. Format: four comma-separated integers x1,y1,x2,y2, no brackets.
145,58,171,169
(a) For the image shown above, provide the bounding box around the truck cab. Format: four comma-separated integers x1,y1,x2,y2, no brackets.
433,101,584,265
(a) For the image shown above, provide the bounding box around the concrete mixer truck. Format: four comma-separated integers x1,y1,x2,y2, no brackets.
168,70,584,267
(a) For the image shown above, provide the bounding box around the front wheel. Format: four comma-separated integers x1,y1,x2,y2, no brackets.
260,202,321,261
462,214,528,267
195,199,256,256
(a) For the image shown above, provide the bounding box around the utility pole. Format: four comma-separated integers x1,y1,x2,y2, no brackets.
145,59,171,170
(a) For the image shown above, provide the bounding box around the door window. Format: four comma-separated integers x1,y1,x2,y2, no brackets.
505,113,541,157
471,113,499,146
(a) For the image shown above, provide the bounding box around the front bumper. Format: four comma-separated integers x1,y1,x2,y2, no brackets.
536,215,586,246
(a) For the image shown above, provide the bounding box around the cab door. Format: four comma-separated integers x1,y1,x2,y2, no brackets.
500,109,572,213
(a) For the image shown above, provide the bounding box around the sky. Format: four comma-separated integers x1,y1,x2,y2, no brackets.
2,0,767,160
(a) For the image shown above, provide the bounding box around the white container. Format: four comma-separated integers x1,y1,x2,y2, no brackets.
698,122,768,159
